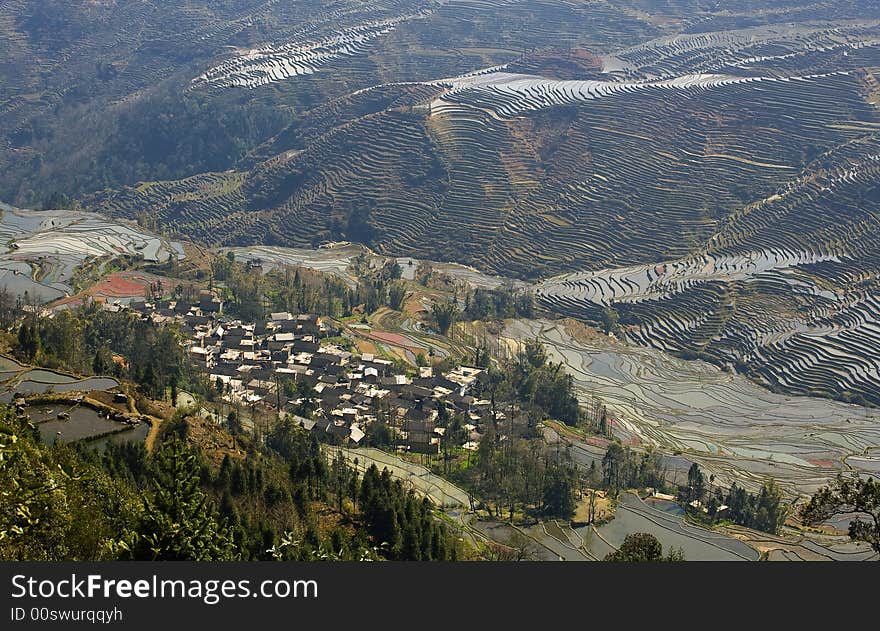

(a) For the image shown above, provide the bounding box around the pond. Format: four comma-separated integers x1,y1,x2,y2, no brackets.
28,405,149,444
86,421,150,451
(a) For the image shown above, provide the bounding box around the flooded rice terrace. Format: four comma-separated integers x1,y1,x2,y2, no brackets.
225,244,363,288
226,243,527,292
1,367,120,402
221,243,880,495
503,319,880,495
583,494,759,561
1,356,145,448
29,405,148,448
471,494,760,561
0,205,184,302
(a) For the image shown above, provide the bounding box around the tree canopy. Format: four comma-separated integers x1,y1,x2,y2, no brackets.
800,474,880,554
604,533,684,562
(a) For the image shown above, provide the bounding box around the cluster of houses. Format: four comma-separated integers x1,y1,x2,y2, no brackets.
126,291,492,454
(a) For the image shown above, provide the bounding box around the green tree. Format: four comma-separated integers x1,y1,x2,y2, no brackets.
800,474,879,554
515,291,535,318
687,463,705,504
602,442,625,493
754,478,787,534
226,410,242,435
17,322,40,360
601,306,620,336
431,301,459,336
388,282,407,311
522,338,547,369
542,465,576,519
604,533,685,562
93,347,112,374
128,440,235,560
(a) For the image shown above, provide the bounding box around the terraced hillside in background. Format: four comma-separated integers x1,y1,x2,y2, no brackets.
0,0,665,206
536,138,880,406
8,1,880,407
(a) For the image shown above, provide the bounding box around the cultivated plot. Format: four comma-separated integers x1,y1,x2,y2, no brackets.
502,318,880,495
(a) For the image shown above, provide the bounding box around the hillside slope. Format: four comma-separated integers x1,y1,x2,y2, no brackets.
7,1,880,406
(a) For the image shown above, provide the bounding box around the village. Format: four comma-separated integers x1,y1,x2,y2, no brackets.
123,289,490,456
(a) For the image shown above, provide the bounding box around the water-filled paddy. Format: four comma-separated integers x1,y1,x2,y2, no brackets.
226,244,528,293
226,245,361,288
0,355,26,381
29,405,146,446
503,319,880,494
12,370,119,395
581,494,760,561
0,362,120,406
21,369,80,384
0,206,185,302
0,356,25,371
86,421,149,450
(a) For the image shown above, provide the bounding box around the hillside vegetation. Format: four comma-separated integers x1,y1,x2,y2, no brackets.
7,1,880,406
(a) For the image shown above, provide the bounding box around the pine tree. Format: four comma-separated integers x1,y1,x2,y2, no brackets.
130,440,235,560
18,322,40,360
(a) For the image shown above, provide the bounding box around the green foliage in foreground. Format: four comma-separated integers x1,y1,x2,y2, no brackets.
123,439,236,561
0,407,141,561
0,408,462,561
800,474,880,554
604,533,685,562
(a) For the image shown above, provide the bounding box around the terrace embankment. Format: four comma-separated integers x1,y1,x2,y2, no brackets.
502,318,880,496
21,392,152,447
72,6,880,424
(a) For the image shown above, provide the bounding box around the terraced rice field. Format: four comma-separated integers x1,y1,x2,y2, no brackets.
324,445,471,508
468,494,766,561
4,369,119,399
0,357,120,411
581,494,760,561
328,433,873,560
502,318,880,495
536,188,880,408
396,255,527,290
228,242,526,293
193,8,437,90
225,244,362,288
431,70,843,118
67,4,880,422
0,206,184,302
94,19,880,282
536,249,840,308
